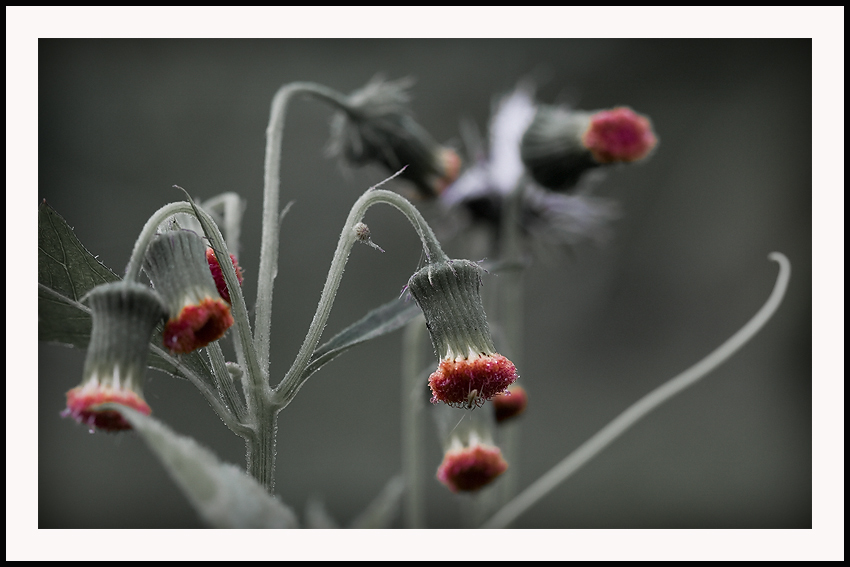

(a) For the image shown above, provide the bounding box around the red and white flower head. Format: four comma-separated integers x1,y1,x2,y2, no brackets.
521,103,657,191
143,230,234,354
407,259,518,408
437,432,508,493
62,281,166,432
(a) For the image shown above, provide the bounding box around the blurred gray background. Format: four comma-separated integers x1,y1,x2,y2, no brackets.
38,39,810,528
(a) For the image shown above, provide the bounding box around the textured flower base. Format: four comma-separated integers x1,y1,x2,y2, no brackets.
428,353,517,407
206,248,244,303
163,296,234,354
582,107,657,164
492,385,528,423
437,444,508,492
62,384,152,432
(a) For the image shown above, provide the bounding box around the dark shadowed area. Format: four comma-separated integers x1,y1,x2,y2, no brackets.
38,39,811,528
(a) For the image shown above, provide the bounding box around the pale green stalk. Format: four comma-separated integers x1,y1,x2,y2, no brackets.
401,314,427,528
482,252,791,528
255,82,351,379
272,185,448,408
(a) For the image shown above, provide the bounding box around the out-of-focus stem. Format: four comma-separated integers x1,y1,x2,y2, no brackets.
401,315,427,528
482,252,791,528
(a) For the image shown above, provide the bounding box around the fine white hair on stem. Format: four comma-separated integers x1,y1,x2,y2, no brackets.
481,252,791,529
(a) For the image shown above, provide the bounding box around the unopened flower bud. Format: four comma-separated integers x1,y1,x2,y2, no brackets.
492,385,528,424
436,433,508,493
521,105,657,191
62,282,166,432
143,230,234,354
328,76,461,199
407,260,517,407
206,247,244,303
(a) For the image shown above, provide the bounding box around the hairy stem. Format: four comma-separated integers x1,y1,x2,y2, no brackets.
482,252,791,528
255,82,352,380
123,201,196,283
401,315,427,528
273,185,448,408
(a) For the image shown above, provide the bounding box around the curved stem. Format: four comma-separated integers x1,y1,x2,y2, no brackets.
255,82,353,379
124,201,196,283
481,252,791,528
272,186,447,408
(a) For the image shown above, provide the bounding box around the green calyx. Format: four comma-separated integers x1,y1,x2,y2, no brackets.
407,260,496,361
143,230,220,315
82,281,166,388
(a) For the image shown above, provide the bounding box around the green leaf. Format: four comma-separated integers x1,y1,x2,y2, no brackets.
38,200,121,347
38,200,214,386
304,296,422,380
108,405,299,528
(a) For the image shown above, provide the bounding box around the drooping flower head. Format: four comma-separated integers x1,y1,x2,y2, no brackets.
205,247,244,304
492,385,528,424
62,281,166,432
520,104,657,191
327,75,461,199
436,431,508,493
407,259,517,407
143,230,234,354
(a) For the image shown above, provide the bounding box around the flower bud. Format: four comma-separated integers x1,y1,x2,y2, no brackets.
520,105,657,191
143,230,234,354
327,76,461,199
62,282,166,432
205,247,244,303
407,260,517,407
492,385,528,424
436,432,508,493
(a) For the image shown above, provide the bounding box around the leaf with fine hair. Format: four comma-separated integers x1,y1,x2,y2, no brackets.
105,405,298,528
37,200,215,385
304,295,422,380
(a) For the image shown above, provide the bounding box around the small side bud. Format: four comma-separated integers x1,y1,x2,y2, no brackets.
352,222,384,253
492,385,528,424
206,247,244,303
225,361,243,382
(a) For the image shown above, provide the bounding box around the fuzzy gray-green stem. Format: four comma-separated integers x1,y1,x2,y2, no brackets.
255,82,351,380
495,181,527,506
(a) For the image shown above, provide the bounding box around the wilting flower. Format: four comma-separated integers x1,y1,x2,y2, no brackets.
520,104,657,191
327,75,461,199
206,247,244,303
62,281,166,432
143,230,234,354
436,432,508,492
439,84,622,252
406,259,517,407
492,385,528,424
